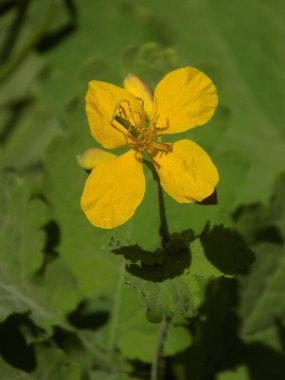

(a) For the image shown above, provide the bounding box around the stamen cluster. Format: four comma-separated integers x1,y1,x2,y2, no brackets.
111,98,172,161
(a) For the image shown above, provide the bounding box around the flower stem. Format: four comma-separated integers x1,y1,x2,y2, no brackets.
156,174,170,247
144,160,170,247
107,259,125,361
143,160,172,379
151,316,171,380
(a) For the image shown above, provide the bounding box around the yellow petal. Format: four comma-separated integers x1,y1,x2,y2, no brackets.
152,67,218,134
76,148,116,170
81,149,145,229
86,81,140,149
154,139,219,203
123,74,153,117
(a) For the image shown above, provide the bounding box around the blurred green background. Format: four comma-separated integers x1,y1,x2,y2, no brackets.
0,0,285,379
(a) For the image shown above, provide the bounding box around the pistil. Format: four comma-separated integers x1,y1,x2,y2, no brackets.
112,113,140,138
111,98,172,158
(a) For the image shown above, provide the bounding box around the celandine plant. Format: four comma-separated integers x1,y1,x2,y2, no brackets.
77,67,220,379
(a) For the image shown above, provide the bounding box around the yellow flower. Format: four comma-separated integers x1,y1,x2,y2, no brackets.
79,67,219,229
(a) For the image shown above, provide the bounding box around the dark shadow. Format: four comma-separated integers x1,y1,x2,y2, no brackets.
199,278,241,370
43,219,60,259
113,244,164,265
270,173,285,219
113,230,194,282
68,300,109,330
34,220,60,278
255,225,283,244
200,223,255,275
36,22,77,53
172,277,242,380
53,326,86,355
275,318,285,353
114,223,255,281
233,203,283,245
63,0,77,18
232,202,264,222
36,0,78,53
244,342,285,380
233,174,285,246
168,273,285,380
0,314,37,371
128,359,151,380
0,97,33,144
0,0,18,16
0,0,29,63
142,174,285,379
195,189,218,206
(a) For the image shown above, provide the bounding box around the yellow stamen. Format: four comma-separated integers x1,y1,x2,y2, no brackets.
110,97,172,160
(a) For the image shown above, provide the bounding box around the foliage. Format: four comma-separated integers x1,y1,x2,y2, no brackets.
0,0,285,379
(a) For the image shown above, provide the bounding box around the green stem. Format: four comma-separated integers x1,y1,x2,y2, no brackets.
156,171,170,248
151,316,171,380
144,160,171,377
144,160,170,247
107,260,125,360
0,0,60,83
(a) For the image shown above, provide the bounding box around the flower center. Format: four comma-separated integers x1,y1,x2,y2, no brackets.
111,98,172,160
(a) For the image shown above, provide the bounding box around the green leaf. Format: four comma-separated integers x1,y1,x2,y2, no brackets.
270,174,285,239
124,230,253,323
217,366,249,380
2,0,285,377
190,237,223,277
0,171,46,278
172,0,285,208
0,105,60,170
87,283,191,364
125,260,201,322
90,371,138,380
0,170,80,332
123,42,178,90
0,54,44,106
42,100,163,300
237,175,285,350
240,243,285,351
0,344,80,380
199,224,255,275
117,286,191,363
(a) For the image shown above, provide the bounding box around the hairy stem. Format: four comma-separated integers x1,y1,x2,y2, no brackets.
107,259,125,360
151,316,171,380
144,160,170,247
155,171,170,247
143,159,172,378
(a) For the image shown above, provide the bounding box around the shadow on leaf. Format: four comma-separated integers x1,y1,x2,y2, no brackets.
68,300,109,331
233,203,283,245
0,1,18,16
36,0,78,53
113,230,194,282
0,0,29,64
113,223,255,281
0,314,37,372
200,223,255,275
171,277,285,380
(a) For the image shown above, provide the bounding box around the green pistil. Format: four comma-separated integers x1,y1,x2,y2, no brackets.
113,114,140,138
